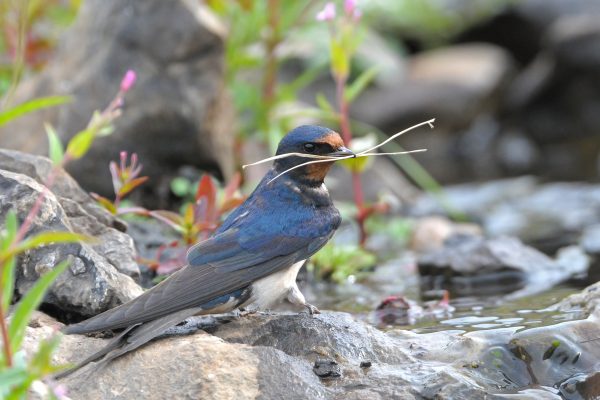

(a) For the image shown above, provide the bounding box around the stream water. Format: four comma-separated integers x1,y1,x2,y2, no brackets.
304,253,590,334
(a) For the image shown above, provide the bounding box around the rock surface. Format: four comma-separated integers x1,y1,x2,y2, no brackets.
410,177,600,254
0,0,233,204
418,234,587,298
0,150,142,318
21,300,600,400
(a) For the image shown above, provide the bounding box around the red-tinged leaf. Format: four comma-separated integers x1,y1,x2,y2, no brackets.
219,197,245,214
148,210,185,232
91,193,117,214
116,206,150,216
156,259,186,275
118,176,149,198
196,175,217,221
193,221,218,232
223,172,242,201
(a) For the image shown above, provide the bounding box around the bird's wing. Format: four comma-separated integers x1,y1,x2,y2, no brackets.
64,228,332,334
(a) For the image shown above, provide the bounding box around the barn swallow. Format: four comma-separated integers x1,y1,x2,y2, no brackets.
59,125,354,377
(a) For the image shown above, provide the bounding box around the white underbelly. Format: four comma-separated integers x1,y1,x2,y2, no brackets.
244,260,305,310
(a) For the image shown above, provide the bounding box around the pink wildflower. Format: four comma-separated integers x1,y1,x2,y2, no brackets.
344,0,356,15
120,70,137,93
344,0,361,21
316,2,336,21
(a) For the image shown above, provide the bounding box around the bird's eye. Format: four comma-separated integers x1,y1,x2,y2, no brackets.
304,143,316,153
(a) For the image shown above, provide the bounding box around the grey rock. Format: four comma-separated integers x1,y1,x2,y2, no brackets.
419,235,553,275
410,178,600,254
21,303,600,399
0,150,142,317
515,0,600,32
345,44,514,183
502,11,600,180
352,43,514,131
552,281,600,314
0,0,233,205
581,224,600,255
418,235,585,298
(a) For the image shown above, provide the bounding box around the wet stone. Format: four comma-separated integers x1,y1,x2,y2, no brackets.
313,359,342,379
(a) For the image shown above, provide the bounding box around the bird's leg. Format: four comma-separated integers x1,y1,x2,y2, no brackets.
287,284,321,315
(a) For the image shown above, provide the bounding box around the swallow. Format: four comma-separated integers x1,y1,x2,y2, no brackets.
58,125,354,377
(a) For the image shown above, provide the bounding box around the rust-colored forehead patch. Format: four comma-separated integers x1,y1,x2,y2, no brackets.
315,131,345,148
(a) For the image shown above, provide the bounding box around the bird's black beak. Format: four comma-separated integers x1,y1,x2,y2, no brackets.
329,146,355,158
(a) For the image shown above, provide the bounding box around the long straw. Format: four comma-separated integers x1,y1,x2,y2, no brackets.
242,118,435,183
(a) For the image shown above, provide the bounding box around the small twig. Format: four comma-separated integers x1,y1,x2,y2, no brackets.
244,118,434,171
242,152,343,169
357,119,435,155
268,155,355,183
266,149,427,184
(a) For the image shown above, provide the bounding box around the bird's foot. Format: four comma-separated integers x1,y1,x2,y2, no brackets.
305,303,321,315
237,308,273,318
236,308,257,318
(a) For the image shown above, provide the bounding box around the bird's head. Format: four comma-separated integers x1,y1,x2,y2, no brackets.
274,125,354,185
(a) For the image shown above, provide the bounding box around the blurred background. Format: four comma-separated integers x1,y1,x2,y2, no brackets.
2,0,600,330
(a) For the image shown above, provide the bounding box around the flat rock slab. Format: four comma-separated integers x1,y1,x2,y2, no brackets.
22,302,600,399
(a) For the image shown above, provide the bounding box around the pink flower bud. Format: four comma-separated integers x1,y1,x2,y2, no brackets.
316,2,336,21
344,0,356,15
120,151,128,171
120,70,136,93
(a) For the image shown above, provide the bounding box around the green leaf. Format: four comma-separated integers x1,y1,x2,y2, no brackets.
3,211,18,241
330,39,349,80
344,66,379,103
170,177,191,197
97,125,115,137
1,212,19,311
0,367,28,393
44,123,64,166
8,231,88,258
91,193,117,214
9,260,70,353
65,128,95,160
118,177,148,198
340,156,370,173
1,256,16,313
0,96,71,127
315,93,334,114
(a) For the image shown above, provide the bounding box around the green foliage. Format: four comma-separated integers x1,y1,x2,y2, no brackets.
44,123,64,166
0,0,81,98
209,0,325,152
362,0,514,47
365,216,413,243
0,96,71,127
0,210,86,397
8,260,69,354
153,173,244,247
0,335,64,399
344,66,379,103
65,128,95,160
309,243,376,284
0,65,130,397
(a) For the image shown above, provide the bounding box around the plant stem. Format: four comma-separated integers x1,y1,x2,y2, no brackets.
14,168,59,243
1,0,29,111
261,0,281,150
335,76,367,245
0,277,12,366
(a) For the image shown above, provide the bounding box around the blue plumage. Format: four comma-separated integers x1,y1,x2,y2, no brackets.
59,125,353,377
